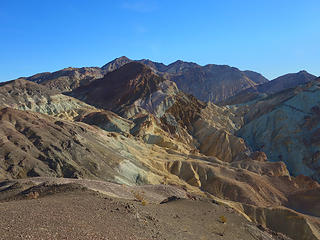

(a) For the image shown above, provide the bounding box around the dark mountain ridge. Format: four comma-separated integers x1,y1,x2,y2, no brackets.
101,57,270,102
222,70,317,105
15,56,270,102
70,62,164,113
14,57,316,104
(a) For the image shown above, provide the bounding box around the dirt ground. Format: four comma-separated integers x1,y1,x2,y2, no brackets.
0,181,291,240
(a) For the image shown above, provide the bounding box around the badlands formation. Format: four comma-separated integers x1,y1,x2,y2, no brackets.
0,59,320,239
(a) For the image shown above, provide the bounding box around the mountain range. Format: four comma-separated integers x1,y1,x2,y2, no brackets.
1,57,320,239
18,56,317,103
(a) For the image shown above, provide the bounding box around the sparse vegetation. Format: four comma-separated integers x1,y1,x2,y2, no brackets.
26,191,39,199
132,190,148,206
219,215,227,224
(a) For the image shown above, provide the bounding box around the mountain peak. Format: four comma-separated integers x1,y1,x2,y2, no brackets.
165,60,200,74
109,61,152,78
274,70,316,80
297,70,311,75
116,56,131,61
101,56,132,71
172,60,184,64
243,70,269,84
71,62,163,112
169,59,198,66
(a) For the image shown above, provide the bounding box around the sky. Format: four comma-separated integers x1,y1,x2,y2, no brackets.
0,0,319,81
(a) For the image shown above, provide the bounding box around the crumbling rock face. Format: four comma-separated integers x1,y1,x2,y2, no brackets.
230,158,290,177
0,108,123,180
250,151,268,161
0,107,319,239
0,78,96,120
160,93,206,134
78,111,134,134
236,79,320,181
192,102,248,162
244,205,320,240
286,187,320,217
166,159,292,206
196,128,248,162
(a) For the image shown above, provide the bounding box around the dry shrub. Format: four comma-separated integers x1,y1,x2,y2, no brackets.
26,191,39,199
132,190,148,206
219,215,227,224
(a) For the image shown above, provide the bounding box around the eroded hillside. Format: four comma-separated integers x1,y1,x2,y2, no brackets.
1,62,320,239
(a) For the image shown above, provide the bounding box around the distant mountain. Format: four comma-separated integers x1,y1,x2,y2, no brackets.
0,78,96,119
21,67,104,92
101,57,269,102
223,70,317,105
242,70,269,85
0,78,57,107
163,60,201,74
137,59,168,73
256,70,316,94
101,56,132,72
169,64,259,102
70,62,165,114
17,57,317,104
12,56,270,102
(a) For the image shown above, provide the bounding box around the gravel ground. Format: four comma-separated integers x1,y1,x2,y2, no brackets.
0,182,290,240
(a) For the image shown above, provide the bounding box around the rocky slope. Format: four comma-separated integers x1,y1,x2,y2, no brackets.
21,67,104,92
168,64,259,102
14,57,316,105
225,70,317,104
70,62,169,117
101,56,132,72
1,107,320,239
70,62,255,159
242,70,269,84
17,56,269,102
256,70,316,94
1,62,320,239
221,78,320,182
0,78,96,120
102,57,269,102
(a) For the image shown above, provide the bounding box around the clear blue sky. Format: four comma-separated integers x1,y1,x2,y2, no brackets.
1,0,319,81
